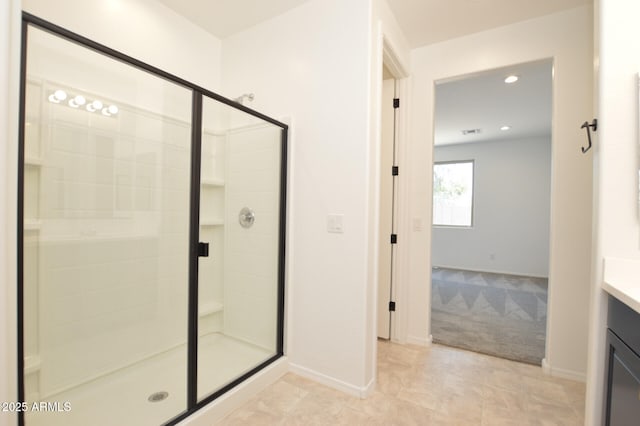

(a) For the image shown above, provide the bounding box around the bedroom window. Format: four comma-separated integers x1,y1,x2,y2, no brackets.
433,160,474,227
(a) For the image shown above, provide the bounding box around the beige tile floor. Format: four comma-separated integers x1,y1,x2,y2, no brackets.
219,341,585,425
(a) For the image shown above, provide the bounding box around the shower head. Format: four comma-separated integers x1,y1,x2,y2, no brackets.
233,93,255,105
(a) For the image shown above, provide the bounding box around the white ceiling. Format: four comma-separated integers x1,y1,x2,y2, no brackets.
386,0,590,48
434,60,552,146
156,0,310,38
157,0,590,46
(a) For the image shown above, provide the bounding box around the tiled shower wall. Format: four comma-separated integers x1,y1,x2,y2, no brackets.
224,124,281,351
25,81,193,398
26,90,283,399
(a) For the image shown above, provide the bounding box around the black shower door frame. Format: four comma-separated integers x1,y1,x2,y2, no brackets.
17,12,287,426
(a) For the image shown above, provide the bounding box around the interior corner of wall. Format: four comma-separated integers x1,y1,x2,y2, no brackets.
542,358,587,383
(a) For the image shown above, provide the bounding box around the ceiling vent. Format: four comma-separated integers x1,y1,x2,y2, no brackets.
461,128,481,135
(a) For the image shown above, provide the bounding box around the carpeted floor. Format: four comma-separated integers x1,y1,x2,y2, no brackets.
431,267,547,365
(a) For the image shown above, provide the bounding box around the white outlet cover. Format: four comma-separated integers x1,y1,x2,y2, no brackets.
327,214,344,233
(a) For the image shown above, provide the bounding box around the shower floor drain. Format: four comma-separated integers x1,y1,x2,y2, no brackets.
148,391,169,402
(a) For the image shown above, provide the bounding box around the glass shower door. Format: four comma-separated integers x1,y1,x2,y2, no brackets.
21,24,193,426
20,14,287,426
197,96,285,400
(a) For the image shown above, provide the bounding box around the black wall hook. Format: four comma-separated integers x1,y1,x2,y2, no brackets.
581,118,597,153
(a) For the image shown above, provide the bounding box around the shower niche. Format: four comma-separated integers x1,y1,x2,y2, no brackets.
198,129,226,336
18,14,287,426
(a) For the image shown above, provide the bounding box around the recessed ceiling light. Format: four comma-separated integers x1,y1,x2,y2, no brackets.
504,75,519,84
500,125,511,131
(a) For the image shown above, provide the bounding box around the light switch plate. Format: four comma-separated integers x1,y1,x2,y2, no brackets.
327,214,344,233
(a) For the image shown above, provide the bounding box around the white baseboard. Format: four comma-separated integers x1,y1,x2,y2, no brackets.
541,358,551,375
406,334,432,346
179,357,289,425
432,264,548,279
361,376,376,398
289,362,374,398
542,358,586,382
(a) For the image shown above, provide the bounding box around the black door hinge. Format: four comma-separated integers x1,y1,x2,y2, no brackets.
389,301,396,312
392,166,399,176
390,234,397,244
198,242,209,257
393,98,400,109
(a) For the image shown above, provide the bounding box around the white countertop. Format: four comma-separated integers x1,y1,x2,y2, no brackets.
603,257,640,314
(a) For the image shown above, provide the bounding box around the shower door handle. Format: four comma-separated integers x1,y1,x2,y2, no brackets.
198,242,209,257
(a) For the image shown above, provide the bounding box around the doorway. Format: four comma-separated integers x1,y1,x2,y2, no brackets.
429,60,553,364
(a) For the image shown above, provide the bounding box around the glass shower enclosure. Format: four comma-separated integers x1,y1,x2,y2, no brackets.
18,13,287,426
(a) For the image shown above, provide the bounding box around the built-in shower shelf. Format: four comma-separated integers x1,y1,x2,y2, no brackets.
201,178,225,187
203,129,226,137
200,218,224,227
24,219,42,231
199,301,223,317
24,355,42,374
25,156,43,166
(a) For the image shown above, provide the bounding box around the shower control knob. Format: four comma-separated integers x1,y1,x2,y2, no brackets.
239,207,255,229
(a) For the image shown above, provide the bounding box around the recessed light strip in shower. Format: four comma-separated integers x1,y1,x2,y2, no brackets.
48,89,119,117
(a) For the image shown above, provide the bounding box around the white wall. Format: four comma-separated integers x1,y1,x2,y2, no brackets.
1,0,21,424
432,137,551,277
221,0,373,394
408,6,593,379
585,0,640,423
